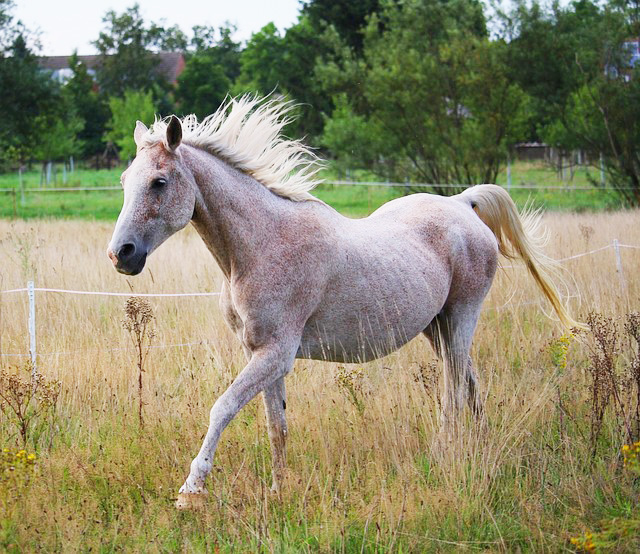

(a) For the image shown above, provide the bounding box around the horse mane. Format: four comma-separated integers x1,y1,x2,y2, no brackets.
140,95,323,202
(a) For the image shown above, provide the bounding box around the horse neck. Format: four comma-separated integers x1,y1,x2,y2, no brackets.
185,146,290,279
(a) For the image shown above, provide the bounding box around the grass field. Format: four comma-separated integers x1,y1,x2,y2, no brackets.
0,161,626,220
1,211,639,551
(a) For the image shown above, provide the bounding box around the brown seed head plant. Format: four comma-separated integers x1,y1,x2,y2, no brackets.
584,312,640,457
0,362,60,447
122,296,156,429
335,366,365,416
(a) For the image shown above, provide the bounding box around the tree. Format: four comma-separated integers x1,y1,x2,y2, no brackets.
62,53,110,158
502,0,640,205
321,94,388,173
233,18,333,139
32,110,84,164
0,33,59,166
0,0,18,49
93,4,169,98
175,24,240,117
233,23,287,95
190,24,241,81
175,55,230,117
500,0,606,140
320,0,528,191
105,90,156,160
280,16,334,138
302,0,381,53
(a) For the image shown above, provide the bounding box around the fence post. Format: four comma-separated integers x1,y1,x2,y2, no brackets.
19,166,25,206
27,280,37,377
612,239,626,292
507,156,512,192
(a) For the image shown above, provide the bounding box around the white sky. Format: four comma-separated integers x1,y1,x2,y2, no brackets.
13,0,303,56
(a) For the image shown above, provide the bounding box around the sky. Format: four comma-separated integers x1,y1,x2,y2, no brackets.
12,0,303,56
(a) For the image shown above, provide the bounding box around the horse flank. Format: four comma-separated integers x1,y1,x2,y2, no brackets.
139,95,324,202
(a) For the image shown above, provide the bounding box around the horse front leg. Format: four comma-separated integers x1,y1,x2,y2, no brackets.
262,376,287,493
176,343,296,509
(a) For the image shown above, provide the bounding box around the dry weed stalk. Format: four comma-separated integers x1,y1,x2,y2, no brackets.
585,312,640,456
0,362,60,447
335,366,365,416
624,313,640,437
122,297,156,429
413,361,441,409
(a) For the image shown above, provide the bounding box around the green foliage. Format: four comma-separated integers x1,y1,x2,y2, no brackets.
302,0,381,52
105,90,156,160
233,22,286,95
93,3,172,102
0,0,639,204
320,0,530,192
175,54,230,118
501,0,640,205
175,24,242,118
0,34,59,166
321,94,387,171
62,53,110,158
545,72,640,206
232,20,334,138
190,24,241,81
32,110,84,163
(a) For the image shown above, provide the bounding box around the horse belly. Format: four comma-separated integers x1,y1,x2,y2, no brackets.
297,281,444,363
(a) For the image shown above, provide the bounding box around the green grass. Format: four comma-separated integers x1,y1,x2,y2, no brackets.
0,161,627,220
0,166,121,189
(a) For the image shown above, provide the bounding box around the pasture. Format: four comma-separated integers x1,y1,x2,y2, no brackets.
0,211,639,552
0,160,626,220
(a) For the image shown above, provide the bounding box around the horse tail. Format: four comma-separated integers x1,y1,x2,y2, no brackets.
457,184,583,330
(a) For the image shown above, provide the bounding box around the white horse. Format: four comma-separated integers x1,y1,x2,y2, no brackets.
107,96,579,509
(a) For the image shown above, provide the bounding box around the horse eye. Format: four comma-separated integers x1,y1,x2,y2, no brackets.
152,177,167,189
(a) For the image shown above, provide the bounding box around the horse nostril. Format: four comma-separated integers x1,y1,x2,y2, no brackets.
118,243,136,260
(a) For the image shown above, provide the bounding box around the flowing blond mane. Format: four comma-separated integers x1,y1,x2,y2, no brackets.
140,95,323,202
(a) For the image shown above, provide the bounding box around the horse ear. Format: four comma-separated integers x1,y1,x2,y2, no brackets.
133,121,148,146
166,115,182,152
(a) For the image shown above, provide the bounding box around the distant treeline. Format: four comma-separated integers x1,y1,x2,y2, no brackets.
1,0,639,204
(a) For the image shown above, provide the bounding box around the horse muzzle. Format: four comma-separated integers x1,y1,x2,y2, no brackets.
107,241,148,276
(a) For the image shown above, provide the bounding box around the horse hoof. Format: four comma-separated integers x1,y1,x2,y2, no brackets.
175,490,208,510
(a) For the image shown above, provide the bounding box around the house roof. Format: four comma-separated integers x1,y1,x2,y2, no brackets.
37,52,185,84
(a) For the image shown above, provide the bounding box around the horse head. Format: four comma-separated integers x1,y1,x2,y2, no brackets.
107,116,195,275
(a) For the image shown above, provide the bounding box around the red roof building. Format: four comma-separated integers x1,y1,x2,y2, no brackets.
38,52,185,85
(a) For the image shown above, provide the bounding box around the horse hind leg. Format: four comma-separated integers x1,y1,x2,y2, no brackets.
423,307,484,434
262,376,288,493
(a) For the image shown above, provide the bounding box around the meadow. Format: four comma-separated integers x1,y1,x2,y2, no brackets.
0,208,639,552
0,160,625,220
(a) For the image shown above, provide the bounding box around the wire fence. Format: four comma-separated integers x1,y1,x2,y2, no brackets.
0,240,637,363
0,180,637,194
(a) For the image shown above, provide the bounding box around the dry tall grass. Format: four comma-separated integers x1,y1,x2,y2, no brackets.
0,211,639,552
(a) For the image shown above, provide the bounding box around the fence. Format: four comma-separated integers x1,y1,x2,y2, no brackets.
2,181,639,194
1,240,637,369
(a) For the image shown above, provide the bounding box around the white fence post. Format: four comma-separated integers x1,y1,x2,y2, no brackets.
28,280,37,377
19,166,25,207
613,239,626,292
